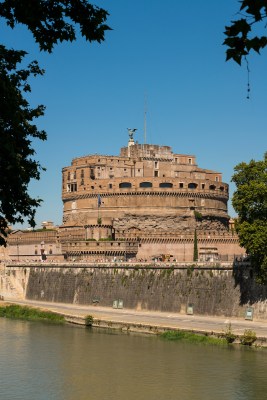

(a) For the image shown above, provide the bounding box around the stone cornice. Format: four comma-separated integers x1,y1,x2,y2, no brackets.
63,190,228,203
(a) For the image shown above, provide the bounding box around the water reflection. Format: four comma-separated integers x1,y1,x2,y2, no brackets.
0,319,266,400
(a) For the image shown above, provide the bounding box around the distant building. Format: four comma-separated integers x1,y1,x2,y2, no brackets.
59,132,243,262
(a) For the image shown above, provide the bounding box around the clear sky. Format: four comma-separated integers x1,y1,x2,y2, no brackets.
2,0,267,228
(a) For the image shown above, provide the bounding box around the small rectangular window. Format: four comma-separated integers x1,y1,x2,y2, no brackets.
188,158,192,164
179,182,184,188
202,183,205,189
109,184,112,189
154,171,159,177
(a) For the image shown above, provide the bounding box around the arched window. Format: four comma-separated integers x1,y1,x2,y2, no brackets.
119,182,132,188
209,185,216,190
139,182,152,188
219,186,224,191
159,182,173,188
188,183,197,189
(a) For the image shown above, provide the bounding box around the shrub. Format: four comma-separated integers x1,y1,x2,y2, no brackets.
241,329,257,346
85,315,94,327
223,323,237,344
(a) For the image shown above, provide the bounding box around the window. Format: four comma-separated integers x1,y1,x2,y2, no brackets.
220,186,224,191
109,184,112,189
140,182,152,188
119,182,132,188
201,183,205,189
154,171,159,177
90,168,95,180
67,183,77,192
67,172,70,180
179,182,184,188
81,169,84,178
188,183,197,189
215,176,219,182
159,182,173,188
188,158,192,164
110,167,113,170
209,185,216,190
155,161,158,169
73,171,76,179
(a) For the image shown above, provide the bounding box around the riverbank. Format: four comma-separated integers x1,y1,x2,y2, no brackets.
2,299,267,347
0,303,65,323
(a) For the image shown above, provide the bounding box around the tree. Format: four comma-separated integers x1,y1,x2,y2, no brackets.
0,1,110,245
231,153,267,283
224,0,267,65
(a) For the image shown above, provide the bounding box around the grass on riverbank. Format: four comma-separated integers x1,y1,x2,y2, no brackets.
0,304,65,323
161,330,227,345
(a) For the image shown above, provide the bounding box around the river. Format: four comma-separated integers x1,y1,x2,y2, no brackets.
0,318,266,400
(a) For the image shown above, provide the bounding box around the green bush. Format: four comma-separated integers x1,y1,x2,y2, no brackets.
223,323,237,344
85,315,94,327
241,329,257,346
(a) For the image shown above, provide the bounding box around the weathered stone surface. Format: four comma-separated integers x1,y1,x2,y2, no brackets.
25,266,267,320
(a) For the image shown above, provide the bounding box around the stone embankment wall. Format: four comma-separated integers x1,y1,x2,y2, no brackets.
3,264,266,320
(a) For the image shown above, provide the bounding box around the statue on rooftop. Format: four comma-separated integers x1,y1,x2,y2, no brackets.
127,128,137,140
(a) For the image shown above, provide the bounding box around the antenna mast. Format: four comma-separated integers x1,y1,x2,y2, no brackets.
144,93,147,144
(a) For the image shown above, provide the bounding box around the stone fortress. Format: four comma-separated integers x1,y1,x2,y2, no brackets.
3,130,244,262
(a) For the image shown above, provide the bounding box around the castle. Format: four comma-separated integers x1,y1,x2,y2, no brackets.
3,131,244,262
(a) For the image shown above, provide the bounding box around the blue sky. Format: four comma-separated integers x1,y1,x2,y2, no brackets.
2,0,267,228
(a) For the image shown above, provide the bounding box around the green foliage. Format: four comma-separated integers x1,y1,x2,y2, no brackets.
0,46,46,245
0,0,111,52
85,314,94,327
194,210,203,221
0,304,65,323
193,229,198,262
241,329,257,346
232,154,267,283
224,1,267,65
0,1,110,245
161,330,226,345
223,323,237,344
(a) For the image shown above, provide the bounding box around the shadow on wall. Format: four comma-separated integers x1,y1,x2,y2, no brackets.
233,264,267,305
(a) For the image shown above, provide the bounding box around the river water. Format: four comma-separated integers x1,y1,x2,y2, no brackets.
0,319,266,400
